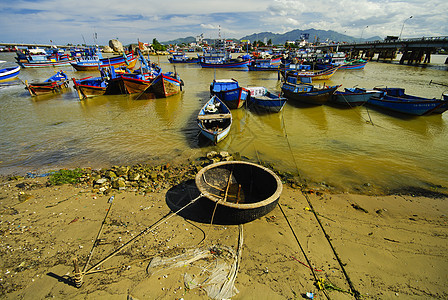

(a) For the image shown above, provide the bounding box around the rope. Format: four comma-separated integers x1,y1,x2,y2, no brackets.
73,193,203,286
280,109,361,299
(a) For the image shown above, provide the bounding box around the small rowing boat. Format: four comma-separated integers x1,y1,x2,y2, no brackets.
197,96,232,144
25,70,69,96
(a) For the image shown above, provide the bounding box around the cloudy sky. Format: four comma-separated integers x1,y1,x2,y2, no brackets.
1,0,447,45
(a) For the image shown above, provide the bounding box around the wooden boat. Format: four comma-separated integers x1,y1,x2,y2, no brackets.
246,87,287,112
330,87,382,106
25,70,69,96
199,50,251,68
247,57,282,71
367,87,448,115
0,62,20,82
210,79,249,109
194,160,283,224
109,51,162,94
71,52,138,71
168,52,199,63
16,49,74,68
197,96,232,144
339,59,368,70
143,72,183,98
281,77,340,105
72,76,108,100
280,66,339,81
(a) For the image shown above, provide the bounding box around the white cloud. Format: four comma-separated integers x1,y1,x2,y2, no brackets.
0,0,446,44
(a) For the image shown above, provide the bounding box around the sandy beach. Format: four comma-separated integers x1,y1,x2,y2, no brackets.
0,160,447,299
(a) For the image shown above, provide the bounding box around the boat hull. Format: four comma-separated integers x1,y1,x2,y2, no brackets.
197,96,232,144
0,66,20,82
331,89,381,106
72,77,107,99
26,81,69,96
71,53,138,71
146,73,182,98
19,59,74,68
200,60,250,68
367,95,447,116
282,83,339,105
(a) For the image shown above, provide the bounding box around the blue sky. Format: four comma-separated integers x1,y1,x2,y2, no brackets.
1,0,447,45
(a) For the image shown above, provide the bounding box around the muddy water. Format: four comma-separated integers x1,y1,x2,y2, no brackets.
1,52,447,193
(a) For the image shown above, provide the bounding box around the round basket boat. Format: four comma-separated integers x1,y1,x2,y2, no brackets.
195,161,283,224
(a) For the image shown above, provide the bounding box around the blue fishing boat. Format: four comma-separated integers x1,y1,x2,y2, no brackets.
367,87,448,115
210,79,250,109
281,77,340,105
199,49,251,68
25,70,69,96
168,52,199,63
246,87,287,112
0,61,20,82
197,96,232,144
330,87,382,106
248,57,282,71
15,48,74,68
70,48,138,71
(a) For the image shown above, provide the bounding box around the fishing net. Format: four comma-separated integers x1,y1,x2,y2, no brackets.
147,225,244,299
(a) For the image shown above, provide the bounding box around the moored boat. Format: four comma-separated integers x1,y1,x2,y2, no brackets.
197,96,232,144
0,62,20,82
246,86,287,112
330,87,382,106
367,87,448,115
15,48,74,68
72,76,108,100
143,72,183,98
281,77,340,105
199,49,251,68
210,79,249,109
168,52,200,63
71,51,138,71
280,66,339,81
25,70,69,96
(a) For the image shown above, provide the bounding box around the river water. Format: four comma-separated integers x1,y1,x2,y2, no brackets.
1,52,447,193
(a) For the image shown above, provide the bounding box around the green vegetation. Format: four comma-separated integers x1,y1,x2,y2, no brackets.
48,168,84,185
152,38,167,51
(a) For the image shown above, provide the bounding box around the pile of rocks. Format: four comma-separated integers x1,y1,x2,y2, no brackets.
79,151,235,195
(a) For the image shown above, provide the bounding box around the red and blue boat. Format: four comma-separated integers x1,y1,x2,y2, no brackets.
25,70,69,96
199,49,251,68
70,48,137,71
210,79,250,109
142,72,183,98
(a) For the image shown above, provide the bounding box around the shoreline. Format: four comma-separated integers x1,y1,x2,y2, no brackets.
1,154,447,299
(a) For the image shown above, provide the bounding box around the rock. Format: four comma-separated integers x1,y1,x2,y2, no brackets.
96,178,109,185
105,170,117,179
111,177,126,190
128,171,140,181
207,151,218,159
102,45,114,53
115,166,129,176
109,39,124,53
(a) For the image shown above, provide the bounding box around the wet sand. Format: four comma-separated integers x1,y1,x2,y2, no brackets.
0,169,447,299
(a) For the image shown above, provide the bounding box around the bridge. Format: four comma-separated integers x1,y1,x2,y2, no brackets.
0,42,81,50
314,36,448,65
